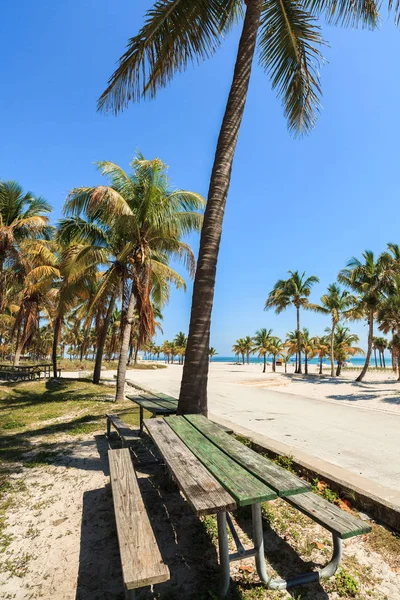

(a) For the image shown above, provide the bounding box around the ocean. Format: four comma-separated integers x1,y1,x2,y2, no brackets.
208,356,393,367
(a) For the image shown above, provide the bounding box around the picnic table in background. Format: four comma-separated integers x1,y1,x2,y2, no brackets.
127,391,178,435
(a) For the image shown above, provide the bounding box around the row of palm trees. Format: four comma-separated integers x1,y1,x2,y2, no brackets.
265,248,400,381
0,155,205,401
233,326,363,376
144,334,218,364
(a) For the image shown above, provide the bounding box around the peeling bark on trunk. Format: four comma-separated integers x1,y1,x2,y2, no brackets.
178,0,262,416
115,290,136,402
356,310,374,382
93,292,116,385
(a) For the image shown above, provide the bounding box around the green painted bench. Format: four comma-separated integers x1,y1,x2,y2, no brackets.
144,414,371,596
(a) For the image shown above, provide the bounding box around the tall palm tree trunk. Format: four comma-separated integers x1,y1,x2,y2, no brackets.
330,317,336,377
115,290,136,402
356,310,374,382
382,352,386,369
52,316,62,379
178,0,262,416
296,306,302,374
263,354,266,373
373,347,377,368
319,356,323,375
93,291,116,384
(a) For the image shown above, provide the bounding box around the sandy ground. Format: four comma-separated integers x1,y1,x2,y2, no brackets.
1,426,399,600
113,362,400,493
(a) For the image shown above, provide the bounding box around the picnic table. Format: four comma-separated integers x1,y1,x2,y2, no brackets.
127,391,178,435
144,414,371,596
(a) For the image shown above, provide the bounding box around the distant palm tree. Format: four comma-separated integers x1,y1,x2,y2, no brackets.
269,337,284,373
285,330,299,372
208,347,218,362
311,335,330,374
174,332,188,364
265,271,319,373
232,338,247,365
243,336,253,365
252,328,274,373
97,0,381,415
309,283,356,377
333,325,364,376
339,251,390,382
301,328,314,375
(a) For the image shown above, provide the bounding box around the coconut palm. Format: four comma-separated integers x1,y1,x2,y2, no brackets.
285,330,299,372
373,336,388,368
332,325,364,376
265,271,319,373
301,328,314,375
208,347,218,362
252,328,274,373
97,0,383,415
0,181,51,312
269,336,284,373
232,338,247,365
338,251,391,382
311,335,330,374
65,154,204,400
174,332,188,364
309,283,356,377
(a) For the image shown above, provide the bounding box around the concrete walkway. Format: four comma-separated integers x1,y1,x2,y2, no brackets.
123,364,400,495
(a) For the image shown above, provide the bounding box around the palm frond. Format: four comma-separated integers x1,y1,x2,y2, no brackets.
258,0,325,134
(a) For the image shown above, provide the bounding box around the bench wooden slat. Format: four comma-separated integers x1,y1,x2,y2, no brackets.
145,418,236,515
165,416,277,506
107,414,137,444
186,415,310,498
285,491,372,539
108,448,170,589
139,393,178,411
127,397,176,414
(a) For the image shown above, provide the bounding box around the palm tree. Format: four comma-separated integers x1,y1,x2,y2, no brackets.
97,0,382,415
269,337,284,373
311,335,330,374
309,283,356,377
332,325,364,376
0,181,51,312
252,328,274,373
65,155,204,400
232,338,247,365
285,330,299,372
301,328,314,375
243,335,253,365
174,332,188,364
374,336,388,368
265,271,319,373
208,347,218,362
338,251,390,382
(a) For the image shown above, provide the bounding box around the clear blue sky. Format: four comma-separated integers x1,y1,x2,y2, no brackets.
1,1,399,353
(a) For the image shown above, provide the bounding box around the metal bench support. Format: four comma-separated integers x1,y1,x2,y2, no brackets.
217,503,343,597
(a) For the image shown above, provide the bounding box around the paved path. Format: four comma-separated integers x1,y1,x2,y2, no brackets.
124,364,400,493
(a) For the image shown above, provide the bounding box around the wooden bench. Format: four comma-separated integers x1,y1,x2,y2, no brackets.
144,415,371,596
106,414,138,447
108,448,170,597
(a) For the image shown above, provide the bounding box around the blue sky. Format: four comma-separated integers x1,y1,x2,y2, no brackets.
1,1,399,353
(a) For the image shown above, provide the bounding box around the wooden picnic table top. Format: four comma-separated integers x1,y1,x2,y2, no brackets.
144,414,310,511
127,392,178,415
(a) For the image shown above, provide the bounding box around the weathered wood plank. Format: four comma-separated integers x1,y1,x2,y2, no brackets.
284,492,372,539
107,413,138,443
138,393,178,411
145,418,236,515
186,415,310,497
108,448,170,589
127,397,176,414
165,416,277,506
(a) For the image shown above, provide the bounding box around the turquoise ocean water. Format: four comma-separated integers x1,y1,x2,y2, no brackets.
208,356,392,367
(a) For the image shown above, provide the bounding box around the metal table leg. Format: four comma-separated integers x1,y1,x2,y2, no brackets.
251,502,343,590
217,512,231,598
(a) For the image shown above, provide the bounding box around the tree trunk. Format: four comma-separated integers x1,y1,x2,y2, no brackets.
330,317,336,377
373,348,377,368
336,361,342,376
115,289,136,402
304,352,308,375
383,352,386,369
263,354,266,373
295,353,298,373
319,356,323,375
93,292,116,385
178,0,262,416
14,336,25,367
296,306,302,374
272,356,276,372
134,344,139,365
356,310,374,382
379,350,382,368
52,316,62,378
